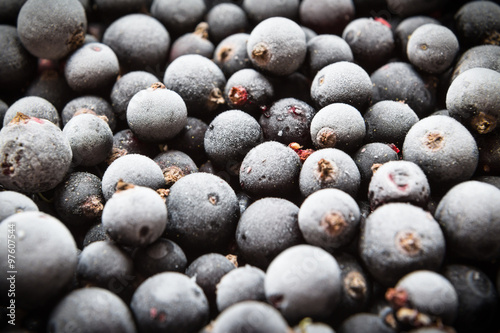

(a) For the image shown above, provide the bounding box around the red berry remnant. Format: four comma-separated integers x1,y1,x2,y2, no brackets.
388,143,400,154
385,287,409,309
288,142,314,162
228,85,249,106
374,17,391,29
388,171,409,191
91,46,102,52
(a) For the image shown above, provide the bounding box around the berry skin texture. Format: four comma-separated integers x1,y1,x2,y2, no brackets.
353,143,399,186
215,265,266,313
446,68,500,134
63,114,113,167
224,68,274,116
298,188,361,251
338,313,396,333
299,148,361,199
402,115,479,188
54,171,105,227
110,71,159,121
211,301,290,333
185,253,236,314
168,22,214,62
133,238,187,277
239,141,302,198
0,190,38,222
342,18,395,72
368,160,430,209
434,180,500,262
151,0,207,37
246,16,307,76
204,110,263,167
235,197,304,269
102,183,168,247
101,154,166,201
102,13,170,73
76,240,134,294
451,44,500,81
0,25,37,91
164,54,226,118
359,203,446,287
3,96,60,127
126,83,188,143
130,272,209,333
310,103,366,153
391,270,459,325
264,244,343,324
442,264,499,332
370,62,437,118
304,34,354,78
454,1,500,48
363,100,419,148
165,172,239,254
311,61,373,111
47,287,137,333
17,0,87,60
213,33,252,78
0,114,73,193
407,24,459,75
0,211,77,309
64,42,120,94
206,4,248,44
62,95,116,131
259,98,316,147
394,16,441,60
299,0,355,36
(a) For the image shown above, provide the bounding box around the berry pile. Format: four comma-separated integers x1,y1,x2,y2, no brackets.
0,0,499,332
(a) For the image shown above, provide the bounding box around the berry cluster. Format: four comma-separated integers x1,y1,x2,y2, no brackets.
0,0,500,332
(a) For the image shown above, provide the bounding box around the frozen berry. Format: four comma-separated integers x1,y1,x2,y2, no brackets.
0,211,77,309
434,180,500,261
246,16,307,76
166,172,239,254
130,271,209,333
63,114,113,167
102,182,167,247
102,13,170,73
239,141,301,198
310,103,366,152
215,265,266,313
407,24,459,74
235,197,303,269
402,115,478,188
204,109,263,168
311,61,372,111
298,188,360,251
0,113,72,193
360,203,445,286
101,154,166,201
164,54,226,119
3,96,60,127
64,42,120,94
126,82,188,142
47,287,137,333
0,190,38,222
368,160,430,209
265,244,342,324
53,171,105,228
17,0,87,60
299,148,361,199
